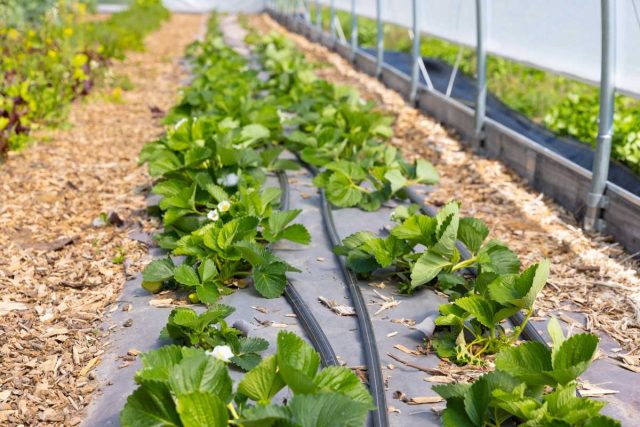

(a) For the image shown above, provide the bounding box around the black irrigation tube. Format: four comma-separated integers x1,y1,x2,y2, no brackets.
299,162,390,427
276,171,340,367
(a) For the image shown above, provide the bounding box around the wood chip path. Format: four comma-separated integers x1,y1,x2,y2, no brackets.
0,13,205,425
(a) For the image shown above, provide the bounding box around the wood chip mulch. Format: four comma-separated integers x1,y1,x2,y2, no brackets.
0,13,205,425
257,14,640,365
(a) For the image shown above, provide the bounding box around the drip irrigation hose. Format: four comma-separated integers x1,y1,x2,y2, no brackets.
301,162,390,427
276,171,340,367
404,186,546,345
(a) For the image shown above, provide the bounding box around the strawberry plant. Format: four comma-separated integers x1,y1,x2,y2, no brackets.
138,18,310,303
335,202,519,292
252,34,440,210
333,202,547,365
432,259,549,365
162,305,269,371
121,331,374,427
434,318,620,427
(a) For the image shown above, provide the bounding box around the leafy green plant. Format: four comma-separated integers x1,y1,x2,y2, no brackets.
138,22,312,304
253,34,440,210
333,201,546,365
121,331,374,427
0,0,169,156
161,305,268,371
434,318,620,427
432,259,549,365
334,202,519,292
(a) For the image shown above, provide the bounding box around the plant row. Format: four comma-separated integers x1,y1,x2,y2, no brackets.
251,26,546,368
123,15,377,427
0,0,169,155
126,12,620,427
249,21,620,427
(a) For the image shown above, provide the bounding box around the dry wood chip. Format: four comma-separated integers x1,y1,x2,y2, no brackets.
392,390,443,405
254,317,289,328
0,301,28,315
374,300,401,316
388,406,400,414
43,327,69,337
79,356,100,377
373,289,392,302
424,376,455,384
251,306,268,314
316,257,325,262
387,353,445,375
393,344,421,356
579,385,619,397
391,318,416,327
300,192,312,199
318,296,356,316
618,362,640,373
407,396,444,405
558,313,584,329
386,331,398,338
149,298,174,308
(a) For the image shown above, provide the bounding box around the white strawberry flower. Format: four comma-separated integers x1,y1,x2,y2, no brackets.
217,200,231,213
207,209,219,221
206,345,234,362
218,172,239,187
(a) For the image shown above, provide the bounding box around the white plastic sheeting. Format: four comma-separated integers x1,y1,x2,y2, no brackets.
98,0,264,13
315,0,640,97
163,0,263,13
162,0,264,13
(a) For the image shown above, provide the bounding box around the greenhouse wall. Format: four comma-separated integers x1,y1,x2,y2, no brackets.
320,0,640,97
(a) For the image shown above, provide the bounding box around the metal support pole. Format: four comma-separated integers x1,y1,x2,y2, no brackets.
305,0,311,23
409,0,421,103
330,0,336,39
474,0,488,146
350,0,358,59
316,0,322,30
585,0,617,232
376,0,383,76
